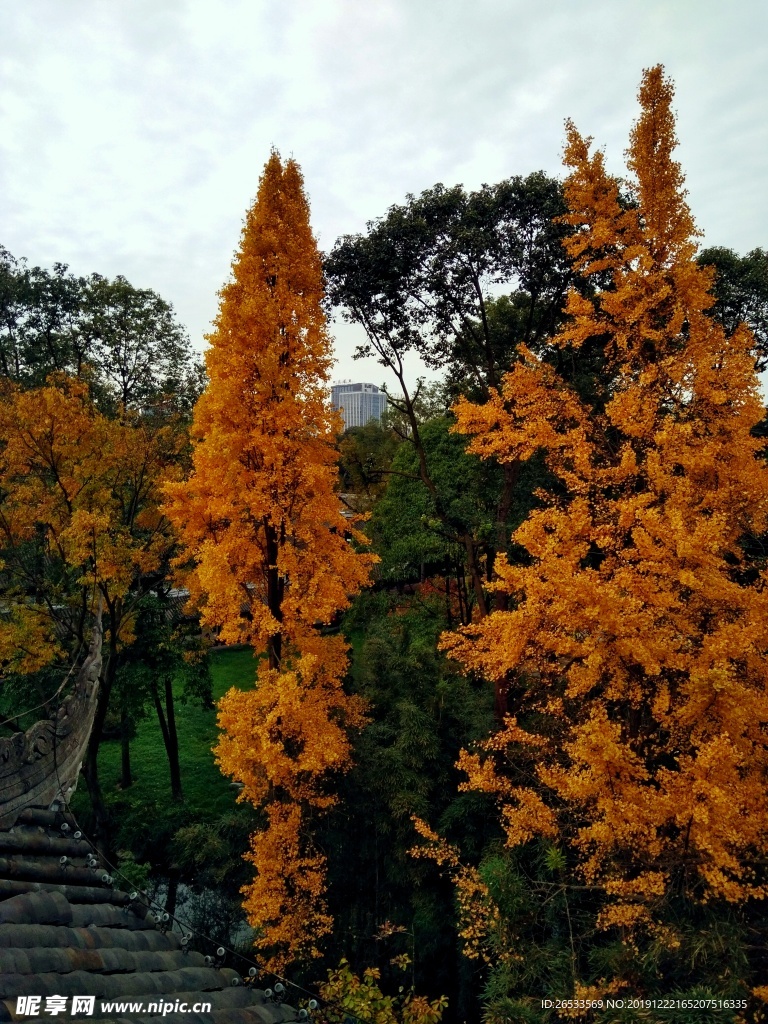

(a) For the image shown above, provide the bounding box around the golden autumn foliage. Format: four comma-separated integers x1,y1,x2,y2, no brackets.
164,152,375,970
439,66,768,977
240,802,334,964
0,376,183,671
410,816,499,965
164,152,373,661
216,645,367,809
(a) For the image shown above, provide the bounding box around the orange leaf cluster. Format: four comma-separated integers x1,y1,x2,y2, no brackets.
0,376,182,668
443,66,768,949
240,802,333,971
164,154,374,655
163,153,375,969
216,644,367,808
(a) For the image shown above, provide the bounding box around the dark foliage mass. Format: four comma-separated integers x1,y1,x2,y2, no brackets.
325,172,576,393
0,245,204,412
698,245,768,370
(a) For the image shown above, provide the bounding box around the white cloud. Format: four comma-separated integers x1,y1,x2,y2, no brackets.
1,0,765,384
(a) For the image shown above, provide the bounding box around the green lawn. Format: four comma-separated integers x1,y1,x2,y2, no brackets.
72,647,258,855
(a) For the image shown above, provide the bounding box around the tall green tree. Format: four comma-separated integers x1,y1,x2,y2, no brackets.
318,592,495,1020
0,247,83,384
0,247,203,412
82,273,202,412
326,176,577,641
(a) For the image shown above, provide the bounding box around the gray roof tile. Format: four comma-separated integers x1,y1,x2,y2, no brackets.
0,808,300,1024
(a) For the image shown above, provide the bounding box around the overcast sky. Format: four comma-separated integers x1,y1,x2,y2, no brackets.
1,0,766,388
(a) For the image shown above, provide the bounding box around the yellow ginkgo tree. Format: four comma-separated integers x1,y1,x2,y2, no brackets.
418,66,768,1003
164,152,375,970
0,376,184,832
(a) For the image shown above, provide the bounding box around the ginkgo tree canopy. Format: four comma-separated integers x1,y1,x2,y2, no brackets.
420,65,768,1002
164,151,375,971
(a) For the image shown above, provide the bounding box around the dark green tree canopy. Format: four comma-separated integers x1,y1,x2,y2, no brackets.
83,273,201,412
698,246,768,370
0,246,203,412
371,416,502,586
325,172,576,395
0,247,84,383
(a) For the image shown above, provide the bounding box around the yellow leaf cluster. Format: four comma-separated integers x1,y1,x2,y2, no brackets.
163,153,376,968
0,609,63,676
164,153,375,654
0,376,183,668
320,957,448,1024
441,65,768,961
240,801,333,972
216,643,367,808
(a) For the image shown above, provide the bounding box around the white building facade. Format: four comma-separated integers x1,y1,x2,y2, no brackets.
331,381,387,430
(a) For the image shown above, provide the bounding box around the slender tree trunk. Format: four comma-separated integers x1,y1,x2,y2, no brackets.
492,461,521,613
164,676,182,801
83,604,118,850
120,699,133,790
463,535,488,619
494,678,510,722
152,679,183,801
456,562,468,626
265,520,284,669
165,869,180,920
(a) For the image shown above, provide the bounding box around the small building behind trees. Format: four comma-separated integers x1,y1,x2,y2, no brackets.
331,381,387,429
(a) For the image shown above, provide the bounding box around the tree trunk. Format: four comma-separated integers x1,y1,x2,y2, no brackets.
456,562,468,626
165,869,180,920
82,598,119,851
120,700,133,790
152,678,183,801
463,534,488,619
164,675,182,801
491,461,521,614
264,520,284,669
494,678,510,722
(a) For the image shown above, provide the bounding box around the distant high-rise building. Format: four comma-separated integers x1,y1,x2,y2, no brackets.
331,381,387,431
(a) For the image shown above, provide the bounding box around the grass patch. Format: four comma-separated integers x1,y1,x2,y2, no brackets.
72,646,258,861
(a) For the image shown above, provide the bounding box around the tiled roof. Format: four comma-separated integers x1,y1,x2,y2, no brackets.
0,806,298,1024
